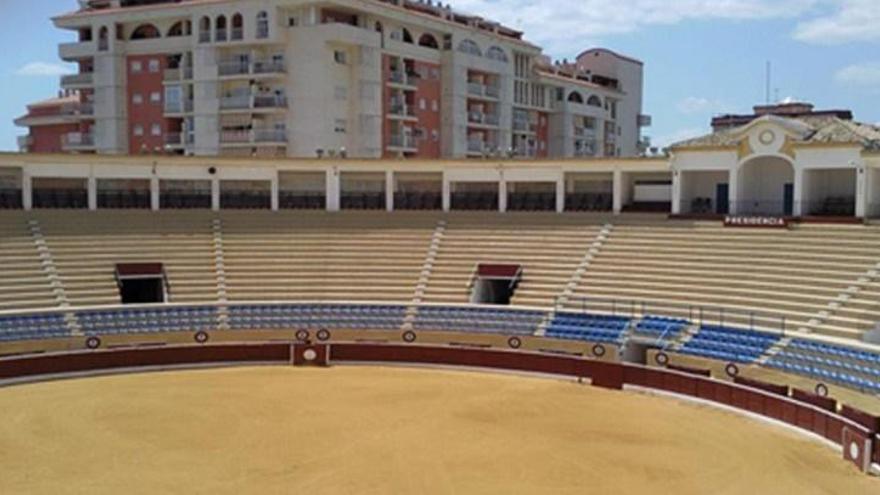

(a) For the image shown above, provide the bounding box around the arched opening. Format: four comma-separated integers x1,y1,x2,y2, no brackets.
98,26,109,50
375,22,383,33
457,39,481,56
167,21,191,37
215,15,227,41
401,28,414,44
418,33,438,49
130,24,160,40
199,16,211,43
586,95,602,107
486,46,508,62
256,11,269,39
567,91,584,104
231,13,243,40
736,156,795,216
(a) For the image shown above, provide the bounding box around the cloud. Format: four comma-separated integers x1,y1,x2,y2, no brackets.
452,0,818,55
15,62,73,77
833,62,880,86
676,97,734,115
793,0,880,44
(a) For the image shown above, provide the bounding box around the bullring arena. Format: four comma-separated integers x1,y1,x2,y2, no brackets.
2,148,880,493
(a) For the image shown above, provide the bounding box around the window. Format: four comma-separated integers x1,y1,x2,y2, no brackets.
288,17,298,27
486,46,509,63
431,100,438,112
150,92,161,104
256,11,269,39
131,61,143,73
419,98,426,111
334,119,347,133
133,124,144,136
333,50,347,64
151,124,162,136
418,33,439,49
148,59,160,73
457,39,481,56
132,93,144,105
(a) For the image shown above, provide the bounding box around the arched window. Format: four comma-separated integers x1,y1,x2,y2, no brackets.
215,15,227,41
375,22,383,33
167,21,190,37
98,26,109,51
418,33,438,49
256,11,269,39
231,13,243,40
199,16,211,43
457,39,481,56
586,95,602,107
567,91,584,104
401,28,413,44
130,24,160,40
486,46,508,62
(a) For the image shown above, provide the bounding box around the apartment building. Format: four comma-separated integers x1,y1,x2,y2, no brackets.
16,0,650,159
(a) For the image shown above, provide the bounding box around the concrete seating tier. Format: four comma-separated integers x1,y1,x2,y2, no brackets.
221,211,437,302
0,313,69,341
0,213,56,310
567,222,880,340
421,213,602,308
228,304,407,330
680,325,780,363
766,339,880,393
32,211,217,306
545,312,631,343
78,306,217,335
412,306,544,335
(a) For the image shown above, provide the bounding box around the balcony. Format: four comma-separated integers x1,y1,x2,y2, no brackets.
165,100,194,114
231,27,243,41
61,73,94,88
468,112,500,127
163,67,193,82
513,120,537,133
164,132,193,148
388,104,416,119
467,82,500,99
17,135,32,151
60,102,94,117
467,139,485,153
199,31,211,43
216,28,228,42
59,40,95,60
388,71,418,87
62,132,95,150
219,59,286,78
220,129,287,145
388,134,417,150
220,94,287,111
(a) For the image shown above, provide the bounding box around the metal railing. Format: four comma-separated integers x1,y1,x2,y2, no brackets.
393,192,442,210
278,192,326,210
0,189,22,210
96,190,151,209
253,129,287,143
563,296,788,335
62,132,95,149
388,104,415,117
230,27,243,41
164,100,193,114
340,193,386,210
507,192,556,212
32,189,88,209
219,95,251,110
389,134,415,149
220,191,271,209
160,192,211,209
61,73,94,86
388,71,417,86
564,193,613,212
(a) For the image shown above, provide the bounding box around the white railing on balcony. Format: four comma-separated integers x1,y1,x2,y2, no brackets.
467,139,484,153
467,82,484,96
253,129,287,143
218,61,250,76
220,94,287,110
231,27,243,41
388,71,417,86
253,59,285,74
164,67,194,81
253,95,287,108
164,100,194,114
468,112,499,126
165,133,184,146
389,104,416,117
484,113,500,126
220,59,286,76
389,134,416,149
61,73,94,86
62,132,95,149
513,120,529,132
220,95,252,110
199,31,211,43
215,28,228,42
485,85,500,98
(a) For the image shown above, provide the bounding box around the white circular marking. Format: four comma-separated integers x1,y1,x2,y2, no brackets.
759,130,775,145
303,349,317,362
849,441,859,460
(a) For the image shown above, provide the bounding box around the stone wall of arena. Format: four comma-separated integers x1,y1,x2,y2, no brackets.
0,341,876,474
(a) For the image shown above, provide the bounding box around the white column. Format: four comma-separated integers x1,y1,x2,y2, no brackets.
792,167,804,217
855,165,867,218
671,170,682,215
498,180,507,212
728,168,739,215
612,170,623,214
385,170,394,212
87,176,97,211
326,168,340,212
442,174,451,212
270,175,279,211
555,176,565,213
22,174,32,211
211,178,220,211
150,177,160,211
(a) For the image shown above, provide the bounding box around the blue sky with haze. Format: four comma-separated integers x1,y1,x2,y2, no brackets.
1,0,878,151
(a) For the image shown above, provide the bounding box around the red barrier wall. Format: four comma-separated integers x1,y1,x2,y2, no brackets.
791,388,837,413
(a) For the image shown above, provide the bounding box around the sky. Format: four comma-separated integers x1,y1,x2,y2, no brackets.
0,0,878,151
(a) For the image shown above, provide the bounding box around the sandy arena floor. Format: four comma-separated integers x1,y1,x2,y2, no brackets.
0,365,876,494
